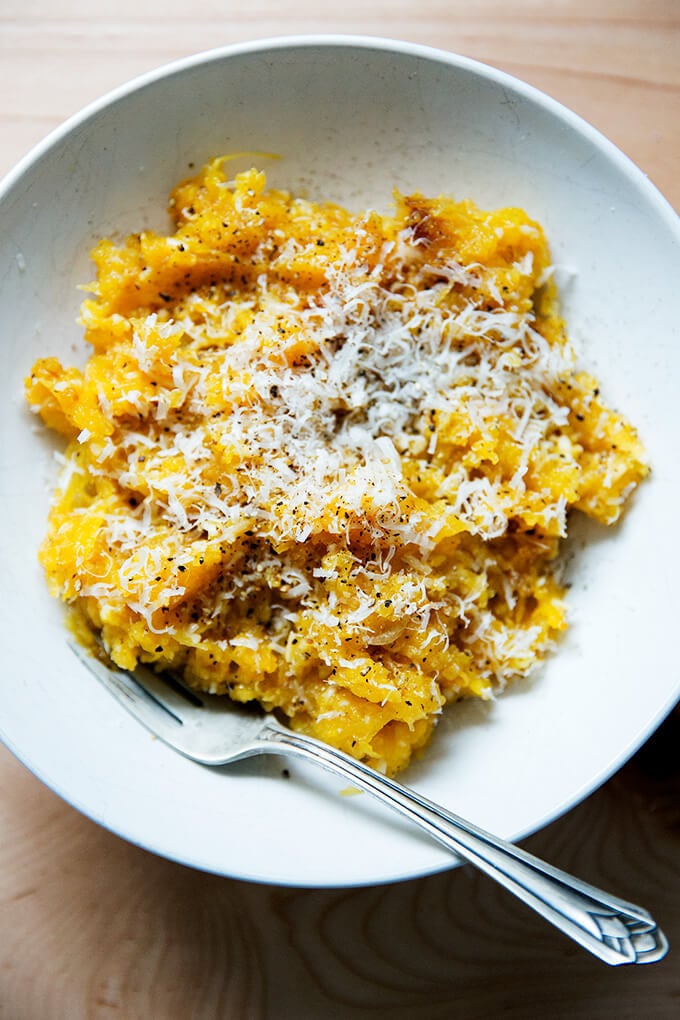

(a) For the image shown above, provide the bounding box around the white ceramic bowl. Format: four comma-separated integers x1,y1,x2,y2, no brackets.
1,37,678,887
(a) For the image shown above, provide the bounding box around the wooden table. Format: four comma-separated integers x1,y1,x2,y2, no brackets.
1,3,678,1016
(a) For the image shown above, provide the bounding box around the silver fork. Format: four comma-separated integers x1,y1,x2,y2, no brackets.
71,643,668,966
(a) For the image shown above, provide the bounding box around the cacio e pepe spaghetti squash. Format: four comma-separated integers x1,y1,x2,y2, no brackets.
26,159,647,775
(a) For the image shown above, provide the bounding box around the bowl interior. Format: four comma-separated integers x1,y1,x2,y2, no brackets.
1,38,678,886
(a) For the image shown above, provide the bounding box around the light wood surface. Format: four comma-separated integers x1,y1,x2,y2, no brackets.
1,3,679,1017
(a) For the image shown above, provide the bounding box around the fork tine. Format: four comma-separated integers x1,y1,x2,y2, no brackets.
126,662,207,720
69,642,192,738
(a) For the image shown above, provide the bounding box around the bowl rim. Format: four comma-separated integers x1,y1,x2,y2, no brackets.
1,33,678,229
1,34,679,886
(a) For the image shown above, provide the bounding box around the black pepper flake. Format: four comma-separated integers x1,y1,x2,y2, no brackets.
178,565,186,573
159,292,172,302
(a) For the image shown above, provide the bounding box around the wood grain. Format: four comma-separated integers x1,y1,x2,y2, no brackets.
1,1,678,208
1,3,679,1017
1,714,679,1018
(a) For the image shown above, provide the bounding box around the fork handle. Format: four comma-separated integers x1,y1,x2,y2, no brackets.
260,722,667,966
